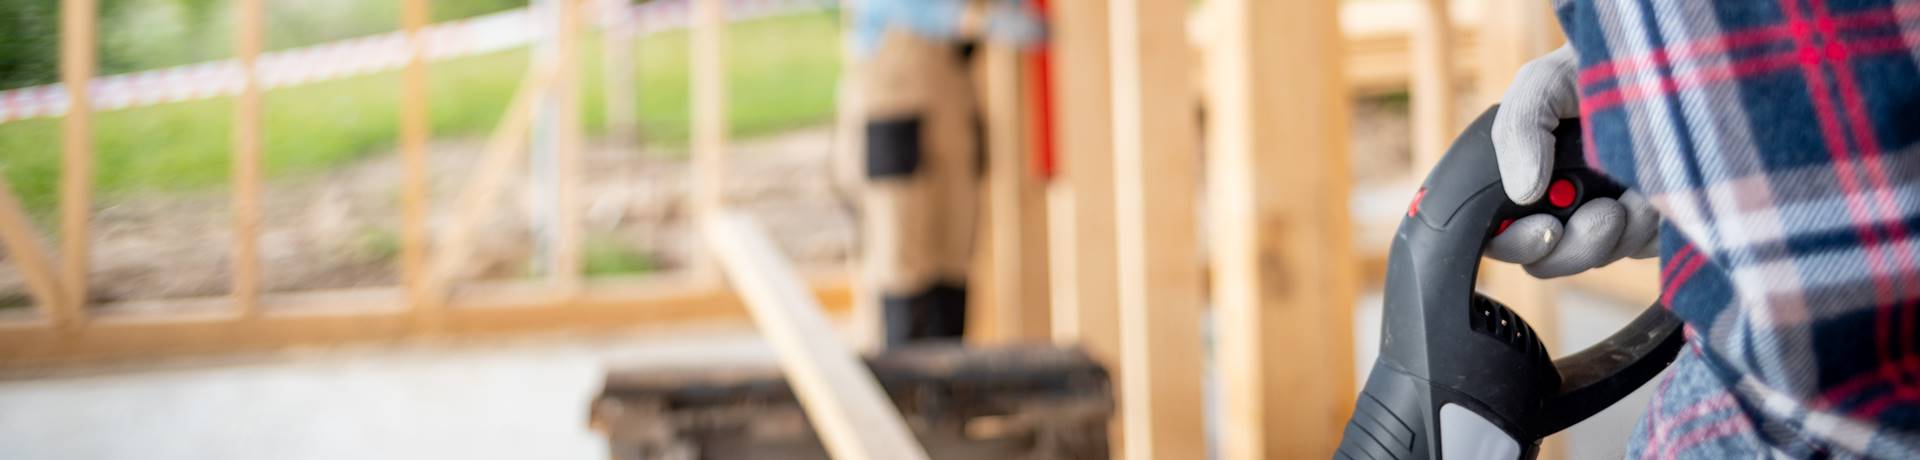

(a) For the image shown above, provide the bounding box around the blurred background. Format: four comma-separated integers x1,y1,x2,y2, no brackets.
0,0,1666,459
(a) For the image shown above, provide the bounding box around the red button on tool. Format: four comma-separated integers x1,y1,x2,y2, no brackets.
1408,187,1427,217
1496,219,1514,235
1548,179,1576,208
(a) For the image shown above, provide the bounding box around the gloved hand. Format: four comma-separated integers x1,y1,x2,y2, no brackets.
1487,45,1659,278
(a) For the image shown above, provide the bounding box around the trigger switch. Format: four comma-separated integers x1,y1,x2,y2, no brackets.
1548,179,1576,208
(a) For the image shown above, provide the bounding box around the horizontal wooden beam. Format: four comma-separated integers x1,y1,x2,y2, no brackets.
0,273,854,367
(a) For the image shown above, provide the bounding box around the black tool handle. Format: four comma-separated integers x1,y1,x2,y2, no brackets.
1336,106,1685,460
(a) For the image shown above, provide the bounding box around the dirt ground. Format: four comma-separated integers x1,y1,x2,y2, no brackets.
0,96,1417,310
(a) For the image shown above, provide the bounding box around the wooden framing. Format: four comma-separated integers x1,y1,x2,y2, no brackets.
400,0,433,312
0,274,853,367
58,0,95,321
600,0,640,148
1045,0,1120,363
1410,0,1458,170
419,65,557,313
687,0,727,281
1204,0,1358,457
0,177,67,322
703,213,928,460
981,43,1050,343
690,0,726,219
1109,0,1206,457
554,0,585,292
232,0,265,316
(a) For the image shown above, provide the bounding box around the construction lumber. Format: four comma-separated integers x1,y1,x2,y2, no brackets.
231,0,265,315
1046,0,1121,365
58,0,95,316
703,212,929,460
0,177,68,325
418,66,556,312
1109,0,1207,457
400,0,433,309
1204,0,1358,457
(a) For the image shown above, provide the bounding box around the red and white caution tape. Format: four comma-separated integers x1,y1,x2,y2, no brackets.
0,0,835,125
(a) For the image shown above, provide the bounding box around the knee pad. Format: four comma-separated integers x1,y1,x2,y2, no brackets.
865,116,924,179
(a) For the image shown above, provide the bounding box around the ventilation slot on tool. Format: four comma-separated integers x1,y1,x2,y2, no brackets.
1467,293,1549,359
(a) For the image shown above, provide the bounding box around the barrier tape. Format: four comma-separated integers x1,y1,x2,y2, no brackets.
0,0,836,125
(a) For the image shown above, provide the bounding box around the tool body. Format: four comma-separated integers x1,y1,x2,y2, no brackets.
1334,106,1686,459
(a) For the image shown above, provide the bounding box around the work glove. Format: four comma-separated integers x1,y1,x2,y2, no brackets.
1486,45,1659,278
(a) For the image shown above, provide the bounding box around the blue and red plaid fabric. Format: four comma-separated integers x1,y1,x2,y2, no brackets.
1553,0,1920,456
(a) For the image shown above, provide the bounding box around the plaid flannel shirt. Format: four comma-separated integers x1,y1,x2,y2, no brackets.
1554,0,1920,457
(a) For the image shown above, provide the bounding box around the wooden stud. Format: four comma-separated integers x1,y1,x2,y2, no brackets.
554,0,585,292
400,0,432,311
418,66,557,312
703,213,929,460
982,44,1049,343
1410,0,1458,170
600,0,640,148
1046,0,1120,366
1205,0,1358,457
690,0,726,218
232,0,265,316
1109,0,1206,457
58,0,95,321
688,0,727,279
0,177,68,325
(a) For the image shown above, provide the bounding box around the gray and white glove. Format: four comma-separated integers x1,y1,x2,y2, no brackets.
1487,45,1659,278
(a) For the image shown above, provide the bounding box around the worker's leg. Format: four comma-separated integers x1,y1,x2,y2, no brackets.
863,116,943,349
915,84,982,341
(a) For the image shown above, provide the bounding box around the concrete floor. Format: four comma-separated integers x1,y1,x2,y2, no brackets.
0,326,780,460
0,291,1657,460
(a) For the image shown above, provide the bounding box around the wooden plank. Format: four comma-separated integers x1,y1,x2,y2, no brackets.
688,0,727,278
1109,0,1206,457
0,176,67,323
418,66,557,312
600,0,640,148
0,274,855,367
554,0,585,292
58,0,95,320
1204,0,1357,457
982,44,1049,343
232,0,265,316
400,0,432,309
1046,0,1119,364
703,212,929,460
1410,0,1457,170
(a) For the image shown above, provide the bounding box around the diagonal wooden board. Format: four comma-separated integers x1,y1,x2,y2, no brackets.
702,212,928,460
0,176,68,325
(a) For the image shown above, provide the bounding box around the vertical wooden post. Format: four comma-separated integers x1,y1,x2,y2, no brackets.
600,0,640,148
1477,3,1566,457
1411,0,1457,170
982,45,1049,342
58,0,96,324
554,0,585,292
1206,0,1358,457
1046,0,1120,364
232,0,265,316
400,0,432,310
689,0,727,274
1109,0,1206,457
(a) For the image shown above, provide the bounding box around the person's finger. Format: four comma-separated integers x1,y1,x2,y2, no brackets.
1526,197,1626,278
1491,45,1581,204
1606,190,1660,261
1487,214,1563,265
1630,236,1659,259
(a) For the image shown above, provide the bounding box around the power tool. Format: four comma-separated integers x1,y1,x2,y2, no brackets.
1334,106,1686,459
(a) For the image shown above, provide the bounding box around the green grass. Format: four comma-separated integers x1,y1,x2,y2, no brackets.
0,12,842,214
